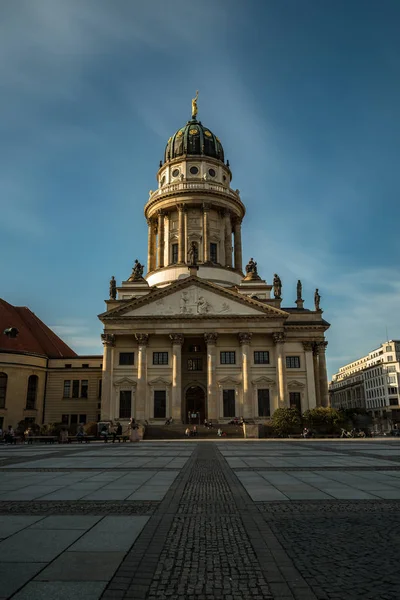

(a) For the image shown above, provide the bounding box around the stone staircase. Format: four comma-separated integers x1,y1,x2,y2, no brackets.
143,423,244,440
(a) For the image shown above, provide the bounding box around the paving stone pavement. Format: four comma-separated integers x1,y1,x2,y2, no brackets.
1,439,400,599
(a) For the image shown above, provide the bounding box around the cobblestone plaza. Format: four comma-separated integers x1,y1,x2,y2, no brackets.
1,440,400,599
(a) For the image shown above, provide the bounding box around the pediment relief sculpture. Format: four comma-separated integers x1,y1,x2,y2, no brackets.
287,379,306,389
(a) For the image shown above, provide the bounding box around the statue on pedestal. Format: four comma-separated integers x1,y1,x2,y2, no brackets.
191,90,199,119
314,288,321,311
109,276,116,300
245,258,258,276
273,274,282,299
188,241,198,266
297,279,302,301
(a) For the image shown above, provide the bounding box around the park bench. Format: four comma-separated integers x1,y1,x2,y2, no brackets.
102,434,129,443
27,436,57,444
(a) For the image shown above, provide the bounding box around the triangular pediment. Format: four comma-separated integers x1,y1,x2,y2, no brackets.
113,377,137,387
287,379,306,389
251,376,276,386
99,276,288,320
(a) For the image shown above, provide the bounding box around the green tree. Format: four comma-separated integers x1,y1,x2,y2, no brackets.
303,407,345,434
272,408,302,437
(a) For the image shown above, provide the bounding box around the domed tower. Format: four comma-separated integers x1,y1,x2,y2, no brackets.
144,93,245,288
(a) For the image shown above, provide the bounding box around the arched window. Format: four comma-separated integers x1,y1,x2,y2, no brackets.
0,373,7,409
26,375,38,410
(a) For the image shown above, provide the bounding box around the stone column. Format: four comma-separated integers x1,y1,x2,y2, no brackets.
313,343,321,407
147,219,152,273
170,333,184,421
203,203,210,263
150,221,157,272
238,333,252,418
224,210,232,268
101,334,115,421
273,333,287,407
184,208,188,264
205,333,218,420
157,211,165,269
135,334,149,421
164,213,170,266
178,205,185,264
318,341,329,407
302,342,316,410
233,217,243,272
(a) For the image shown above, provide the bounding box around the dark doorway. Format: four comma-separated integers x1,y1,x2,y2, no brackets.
185,385,206,424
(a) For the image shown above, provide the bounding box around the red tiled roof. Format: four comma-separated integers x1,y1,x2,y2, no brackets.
0,299,77,358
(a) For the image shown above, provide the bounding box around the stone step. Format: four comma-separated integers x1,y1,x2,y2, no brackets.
144,424,244,439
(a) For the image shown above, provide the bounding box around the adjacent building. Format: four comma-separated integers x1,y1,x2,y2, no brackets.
329,340,400,430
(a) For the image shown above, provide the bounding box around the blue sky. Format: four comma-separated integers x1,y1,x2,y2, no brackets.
1,0,400,378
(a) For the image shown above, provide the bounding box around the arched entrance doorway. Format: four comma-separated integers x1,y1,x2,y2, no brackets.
185,385,206,424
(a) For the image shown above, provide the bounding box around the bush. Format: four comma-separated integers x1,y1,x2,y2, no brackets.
303,407,345,434
272,408,302,437
17,420,40,436
40,422,64,436
84,422,98,436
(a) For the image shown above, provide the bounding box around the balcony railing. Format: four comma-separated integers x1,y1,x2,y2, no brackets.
147,181,242,205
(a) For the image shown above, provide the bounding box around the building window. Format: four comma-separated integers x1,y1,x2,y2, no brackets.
26,375,38,410
79,414,87,424
0,373,7,409
254,351,269,365
119,352,134,366
172,244,178,264
286,356,300,368
153,352,168,365
258,389,270,417
221,351,236,365
386,345,392,352
98,379,102,399
289,392,302,412
119,391,132,419
210,243,217,263
154,390,166,418
387,355,393,362
81,380,88,398
65,364,72,369
70,414,78,424
82,364,89,368
72,380,80,398
61,414,69,424
63,380,71,398
188,358,203,371
223,389,236,417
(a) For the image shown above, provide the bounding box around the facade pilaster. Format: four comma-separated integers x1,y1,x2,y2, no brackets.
203,203,210,263
170,333,184,421
224,210,232,268
177,205,185,264
302,341,316,410
318,341,329,407
233,217,243,272
273,332,287,407
205,333,218,420
135,333,149,421
313,343,321,407
101,333,115,421
157,211,165,269
238,332,252,418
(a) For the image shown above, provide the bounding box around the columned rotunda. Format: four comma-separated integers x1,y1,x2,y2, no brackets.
99,97,330,425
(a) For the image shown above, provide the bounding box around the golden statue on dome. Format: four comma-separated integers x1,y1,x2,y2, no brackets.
191,90,199,119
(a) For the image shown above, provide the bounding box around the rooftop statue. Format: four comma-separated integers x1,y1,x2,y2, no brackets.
297,279,302,301
191,90,199,119
129,259,144,281
245,257,258,276
273,273,282,299
109,276,116,300
314,288,321,311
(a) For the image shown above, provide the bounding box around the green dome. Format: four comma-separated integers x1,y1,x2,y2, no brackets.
164,119,225,164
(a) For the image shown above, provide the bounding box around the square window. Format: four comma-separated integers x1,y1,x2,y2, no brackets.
72,380,80,398
70,414,78,424
154,390,166,418
220,351,236,365
153,352,168,365
286,356,300,368
258,389,270,417
65,364,72,369
63,380,71,398
172,244,178,264
254,351,269,365
188,358,202,371
119,390,131,419
119,352,134,366
82,364,89,368
81,380,88,398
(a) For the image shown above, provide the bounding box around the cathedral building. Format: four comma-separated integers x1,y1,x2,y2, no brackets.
99,98,330,425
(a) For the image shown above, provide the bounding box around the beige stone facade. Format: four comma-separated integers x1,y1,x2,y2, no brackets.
99,107,330,426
